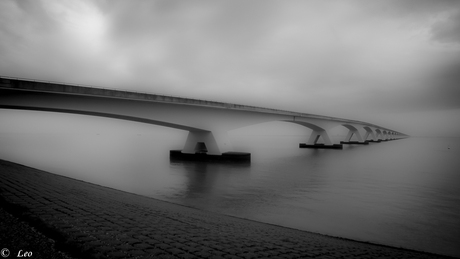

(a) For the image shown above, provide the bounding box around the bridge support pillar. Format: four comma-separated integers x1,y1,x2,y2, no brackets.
377,130,382,140
363,127,380,143
340,128,368,145
307,130,333,145
299,130,342,149
182,130,231,155
171,130,250,162
382,131,389,141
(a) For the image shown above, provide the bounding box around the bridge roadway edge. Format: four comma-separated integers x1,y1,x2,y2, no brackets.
0,159,453,259
0,75,406,135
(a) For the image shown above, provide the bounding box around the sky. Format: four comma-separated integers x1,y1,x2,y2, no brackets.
0,0,459,137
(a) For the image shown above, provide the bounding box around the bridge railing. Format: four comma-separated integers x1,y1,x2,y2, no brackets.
0,75,397,132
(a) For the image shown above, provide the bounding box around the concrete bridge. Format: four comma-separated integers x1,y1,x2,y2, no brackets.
0,76,407,159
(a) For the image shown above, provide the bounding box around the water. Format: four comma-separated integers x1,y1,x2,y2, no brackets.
1,110,460,257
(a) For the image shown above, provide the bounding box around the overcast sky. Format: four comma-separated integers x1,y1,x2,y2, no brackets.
1,0,459,137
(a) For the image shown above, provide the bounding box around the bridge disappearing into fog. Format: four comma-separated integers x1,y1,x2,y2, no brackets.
0,76,407,159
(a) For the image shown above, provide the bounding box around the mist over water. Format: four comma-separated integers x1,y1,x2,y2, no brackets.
1,110,460,257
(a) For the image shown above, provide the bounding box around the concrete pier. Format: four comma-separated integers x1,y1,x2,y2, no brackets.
366,140,382,143
170,150,251,162
340,141,369,145
299,143,343,149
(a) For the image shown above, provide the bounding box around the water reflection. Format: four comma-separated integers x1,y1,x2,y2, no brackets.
169,159,251,208
171,160,250,193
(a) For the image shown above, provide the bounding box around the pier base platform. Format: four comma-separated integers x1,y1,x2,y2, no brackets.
299,143,343,149
170,150,251,162
340,141,369,145
365,140,382,143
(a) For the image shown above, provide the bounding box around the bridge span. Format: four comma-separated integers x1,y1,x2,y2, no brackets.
0,76,407,160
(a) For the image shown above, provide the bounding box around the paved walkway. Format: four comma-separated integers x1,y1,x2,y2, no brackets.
0,159,454,259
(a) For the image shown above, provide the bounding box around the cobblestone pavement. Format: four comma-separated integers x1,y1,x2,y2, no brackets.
0,159,455,259
0,207,72,259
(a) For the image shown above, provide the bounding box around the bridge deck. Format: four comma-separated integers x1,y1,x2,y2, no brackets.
0,76,398,133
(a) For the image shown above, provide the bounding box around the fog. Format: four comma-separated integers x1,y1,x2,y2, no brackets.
1,0,460,136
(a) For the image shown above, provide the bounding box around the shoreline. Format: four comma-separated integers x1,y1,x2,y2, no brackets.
0,159,456,259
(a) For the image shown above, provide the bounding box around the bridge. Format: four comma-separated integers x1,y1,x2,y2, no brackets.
0,76,407,160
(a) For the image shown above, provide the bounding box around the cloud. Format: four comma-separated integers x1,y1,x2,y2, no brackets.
360,0,460,45
431,10,460,44
424,57,460,109
357,0,459,19
1,0,460,136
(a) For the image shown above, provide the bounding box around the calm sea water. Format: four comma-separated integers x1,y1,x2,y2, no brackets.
1,110,460,257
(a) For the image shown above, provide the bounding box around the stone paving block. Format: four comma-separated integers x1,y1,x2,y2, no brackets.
102,238,123,246
118,243,135,251
180,245,201,254
76,235,98,243
166,247,184,255
144,248,167,255
133,234,150,240
223,255,244,259
89,252,107,259
161,237,175,244
195,250,213,258
124,238,141,244
133,243,154,249
105,232,120,236
238,252,259,259
97,246,114,253
224,247,246,255
156,243,174,250
174,253,197,259
106,250,128,258
157,254,180,259
143,238,160,245
209,250,227,257
129,249,147,257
